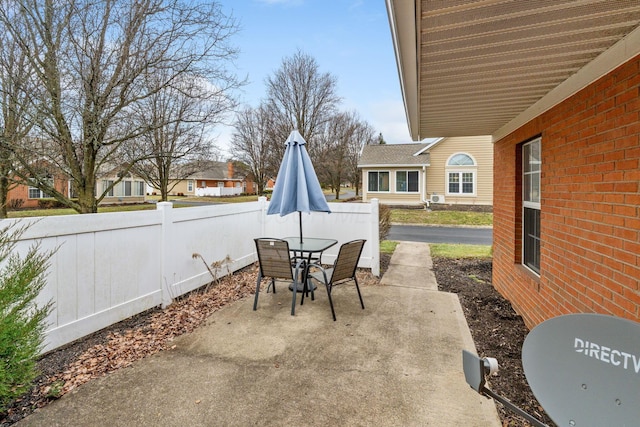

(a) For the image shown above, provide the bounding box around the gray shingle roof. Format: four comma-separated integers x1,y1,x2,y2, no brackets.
358,143,430,167
185,161,244,180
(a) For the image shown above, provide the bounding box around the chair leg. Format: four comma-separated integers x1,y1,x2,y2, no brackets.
300,264,313,305
354,277,365,310
325,283,337,321
301,275,307,305
290,279,298,316
253,273,262,311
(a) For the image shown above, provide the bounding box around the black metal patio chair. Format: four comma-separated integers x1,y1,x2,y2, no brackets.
254,238,305,316
305,239,366,321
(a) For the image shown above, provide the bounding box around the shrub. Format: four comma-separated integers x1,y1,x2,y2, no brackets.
379,204,391,241
36,198,66,209
0,223,53,412
8,199,24,210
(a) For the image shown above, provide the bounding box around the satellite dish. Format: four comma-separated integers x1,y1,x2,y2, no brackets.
522,314,640,426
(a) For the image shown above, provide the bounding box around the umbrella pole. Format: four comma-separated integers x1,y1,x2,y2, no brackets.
299,211,303,243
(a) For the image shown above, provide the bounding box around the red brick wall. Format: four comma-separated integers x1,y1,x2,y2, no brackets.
494,54,640,329
7,177,69,209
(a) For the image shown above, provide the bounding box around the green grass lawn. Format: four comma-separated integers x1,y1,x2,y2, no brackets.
430,243,492,258
390,208,492,226
380,240,399,254
384,208,492,258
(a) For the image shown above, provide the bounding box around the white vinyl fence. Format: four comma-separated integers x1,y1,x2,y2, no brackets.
8,198,379,353
194,186,243,197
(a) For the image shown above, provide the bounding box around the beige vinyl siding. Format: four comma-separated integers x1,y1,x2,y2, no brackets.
148,180,196,196
427,136,493,205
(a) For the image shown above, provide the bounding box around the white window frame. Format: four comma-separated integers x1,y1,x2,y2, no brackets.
187,180,194,192
134,181,145,196
445,153,477,197
103,180,114,197
395,170,420,193
448,153,475,166
446,171,476,196
522,137,541,275
367,171,390,192
27,178,53,199
28,186,48,199
124,180,132,196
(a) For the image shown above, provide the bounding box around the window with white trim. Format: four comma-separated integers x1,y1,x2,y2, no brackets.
135,181,145,196
28,178,52,199
523,137,541,274
396,171,419,192
446,153,476,196
368,171,389,192
28,186,48,199
187,180,194,192
103,180,114,197
449,153,474,166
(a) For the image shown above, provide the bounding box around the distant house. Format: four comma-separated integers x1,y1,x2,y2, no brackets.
358,136,493,206
97,168,146,204
6,164,146,209
158,161,256,197
6,173,71,209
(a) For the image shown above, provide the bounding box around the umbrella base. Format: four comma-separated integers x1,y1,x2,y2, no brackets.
289,281,317,293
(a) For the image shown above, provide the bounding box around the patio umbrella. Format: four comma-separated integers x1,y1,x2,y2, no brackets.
267,130,330,243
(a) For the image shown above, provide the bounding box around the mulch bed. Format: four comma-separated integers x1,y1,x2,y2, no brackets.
433,257,555,427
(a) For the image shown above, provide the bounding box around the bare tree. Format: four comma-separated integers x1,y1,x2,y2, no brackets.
0,30,34,217
0,0,242,213
126,70,233,201
315,112,352,200
316,112,375,199
264,50,341,158
230,104,277,196
347,119,375,196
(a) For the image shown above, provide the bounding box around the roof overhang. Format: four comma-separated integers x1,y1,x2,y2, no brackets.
386,0,640,141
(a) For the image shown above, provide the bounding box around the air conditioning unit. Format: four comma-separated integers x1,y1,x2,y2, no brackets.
430,194,445,204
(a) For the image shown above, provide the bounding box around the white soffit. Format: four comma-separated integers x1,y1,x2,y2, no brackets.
399,0,640,139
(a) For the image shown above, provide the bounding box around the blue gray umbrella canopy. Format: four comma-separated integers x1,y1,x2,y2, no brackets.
267,130,330,243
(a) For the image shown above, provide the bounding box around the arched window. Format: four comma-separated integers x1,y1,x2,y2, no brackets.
448,153,475,166
446,153,476,196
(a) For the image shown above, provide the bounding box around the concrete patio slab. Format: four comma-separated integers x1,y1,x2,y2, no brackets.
18,242,500,427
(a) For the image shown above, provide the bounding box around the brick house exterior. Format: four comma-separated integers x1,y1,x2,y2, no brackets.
493,55,640,327
7,174,70,209
386,1,640,328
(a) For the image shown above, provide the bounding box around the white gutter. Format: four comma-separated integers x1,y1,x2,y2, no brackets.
386,0,420,141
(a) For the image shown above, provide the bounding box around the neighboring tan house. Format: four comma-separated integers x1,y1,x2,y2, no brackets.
358,136,492,206
160,161,256,197
387,2,640,327
97,170,146,205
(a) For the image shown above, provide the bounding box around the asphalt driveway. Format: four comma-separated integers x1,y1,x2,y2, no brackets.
388,225,492,245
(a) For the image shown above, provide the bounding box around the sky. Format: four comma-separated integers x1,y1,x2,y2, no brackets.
215,0,412,157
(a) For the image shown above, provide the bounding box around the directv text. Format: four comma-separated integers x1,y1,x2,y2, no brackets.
574,338,640,373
